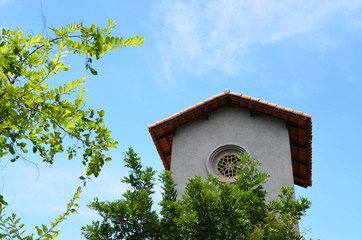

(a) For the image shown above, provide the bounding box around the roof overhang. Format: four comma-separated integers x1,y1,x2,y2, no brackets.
148,92,312,188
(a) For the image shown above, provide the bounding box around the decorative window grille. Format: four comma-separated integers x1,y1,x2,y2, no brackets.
215,153,241,179
207,144,247,182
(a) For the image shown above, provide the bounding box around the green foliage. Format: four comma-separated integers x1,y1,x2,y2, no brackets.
0,20,144,239
81,148,160,239
82,150,311,240
0,19,144,178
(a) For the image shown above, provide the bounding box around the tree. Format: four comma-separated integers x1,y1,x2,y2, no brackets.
0,20,144,239
82,148,311,240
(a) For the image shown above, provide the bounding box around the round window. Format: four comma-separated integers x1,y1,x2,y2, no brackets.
214,152,241,179
206,144,247,182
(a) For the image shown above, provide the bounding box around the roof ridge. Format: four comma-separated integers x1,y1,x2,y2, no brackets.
148,92,311,128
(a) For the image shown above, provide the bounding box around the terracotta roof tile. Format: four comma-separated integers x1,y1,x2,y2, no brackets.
303,113,312,118
276,105,285,110
230,92,240,97
284,107,294,113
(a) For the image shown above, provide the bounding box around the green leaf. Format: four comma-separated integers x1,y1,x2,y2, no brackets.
42,224,48,233
34,34,42,43
9,145,15,155
55,29,62,35
51,231,59,238
0,195,8,206
98,110,105,117
36,226,43,236
108,19,115,27
90,68,98,75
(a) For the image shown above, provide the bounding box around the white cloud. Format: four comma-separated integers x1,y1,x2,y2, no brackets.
153,0,362,87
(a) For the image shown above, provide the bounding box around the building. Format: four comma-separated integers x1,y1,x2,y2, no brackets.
148,91,312,201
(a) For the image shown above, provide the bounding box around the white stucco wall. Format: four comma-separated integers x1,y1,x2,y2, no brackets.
170,104,294,202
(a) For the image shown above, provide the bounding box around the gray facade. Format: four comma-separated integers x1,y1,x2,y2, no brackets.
170,104,294,202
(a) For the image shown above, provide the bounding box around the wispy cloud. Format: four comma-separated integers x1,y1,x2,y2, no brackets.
152,0,362,88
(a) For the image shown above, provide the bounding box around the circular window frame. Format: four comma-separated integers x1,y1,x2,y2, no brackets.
206,144,247,183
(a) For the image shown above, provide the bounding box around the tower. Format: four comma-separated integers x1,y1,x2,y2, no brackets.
148,91,312,201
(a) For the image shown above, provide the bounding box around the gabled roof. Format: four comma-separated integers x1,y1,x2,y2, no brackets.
148,92,312,188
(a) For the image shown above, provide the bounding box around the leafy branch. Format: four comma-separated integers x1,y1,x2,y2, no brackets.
0,19,144,239
0,187,82,240
0,19,143,178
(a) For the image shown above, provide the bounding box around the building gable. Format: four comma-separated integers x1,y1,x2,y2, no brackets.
148,92,312,188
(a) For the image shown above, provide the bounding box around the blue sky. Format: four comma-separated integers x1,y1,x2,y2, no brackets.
1,0,362,239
